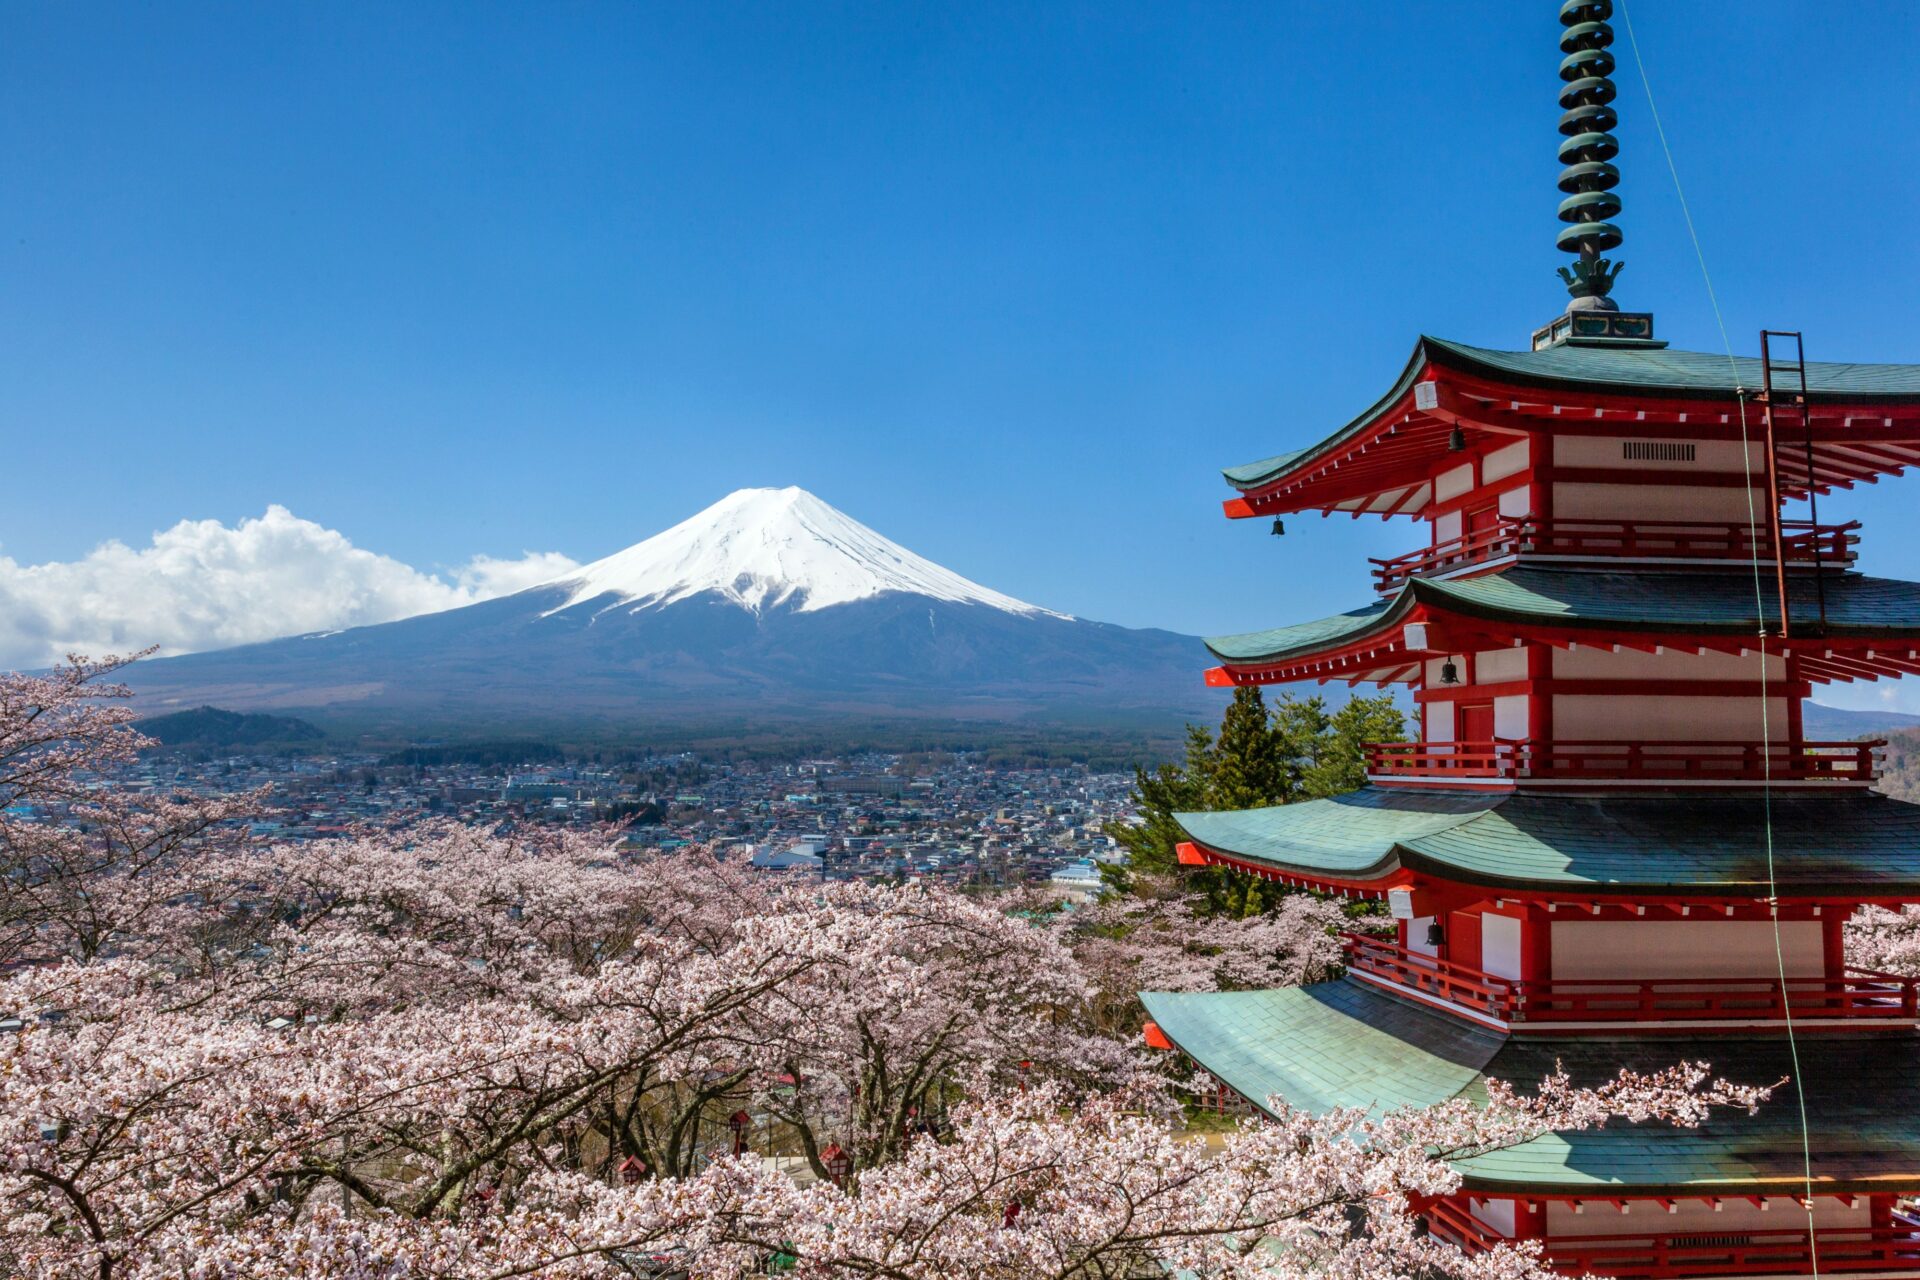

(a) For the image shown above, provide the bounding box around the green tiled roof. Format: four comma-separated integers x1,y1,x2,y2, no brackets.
1206,567,1920,663
1224,336,1920,491
1174,786,1920,896
1460,1033,1920,1193
1430,337,1920,401
1222,342,1427,488
1206,597,1404,664
1140,983,1504,1115
1143,979,1920,1193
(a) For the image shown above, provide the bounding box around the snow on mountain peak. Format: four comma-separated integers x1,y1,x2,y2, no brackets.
543,487,1069,619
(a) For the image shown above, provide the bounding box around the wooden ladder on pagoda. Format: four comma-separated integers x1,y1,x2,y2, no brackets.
1758,329,1828,637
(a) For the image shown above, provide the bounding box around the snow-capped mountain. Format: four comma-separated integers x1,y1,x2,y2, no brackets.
123,487,1219,736
547,487,1067,619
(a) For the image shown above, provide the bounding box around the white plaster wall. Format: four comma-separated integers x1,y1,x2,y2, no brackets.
1435,510,1463,543
1551,695,1786,742
1483,440,1531,484
1426,701,1456,743
1545,1194,1863,1239
1553,436,1759,473
1409,916,1439,958
1493,695,1529,739
1552,481,1759,521
1470,1197,1517,1238
1476,648,1530,683
1552,647,1787,681
1435,464,1476,503
1497,485,1533,517
1550,920,1823,980
1482,915,1522,980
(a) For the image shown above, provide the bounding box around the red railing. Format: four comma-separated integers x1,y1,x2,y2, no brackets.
1422,1197,1507,1252
1371,517,1860,591
1424,1196,1920,1278
1342,931,1521,1019
1364,739,1882,785
1341,933,1920,1026
1372,520,1530,589
1546,1225,1920,1278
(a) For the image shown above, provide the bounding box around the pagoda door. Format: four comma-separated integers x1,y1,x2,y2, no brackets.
1456,702,1495,774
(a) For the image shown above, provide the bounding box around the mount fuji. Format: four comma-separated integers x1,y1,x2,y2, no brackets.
123,488,1221,739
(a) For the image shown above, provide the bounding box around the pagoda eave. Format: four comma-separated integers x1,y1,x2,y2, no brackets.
1223,336,1920,518
1178,838,1920,909
1142,983,1920,1195
1172,788,1920,903
1205,567,1920,685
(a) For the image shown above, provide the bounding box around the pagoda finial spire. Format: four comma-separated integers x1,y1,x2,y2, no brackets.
1532,0,1658,348
1555,0,1623,311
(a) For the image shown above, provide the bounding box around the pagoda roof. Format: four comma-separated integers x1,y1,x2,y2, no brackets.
1140,979,1920,1194
1173,786,1920,898
1205,566,1920,682
1223,336,1920,516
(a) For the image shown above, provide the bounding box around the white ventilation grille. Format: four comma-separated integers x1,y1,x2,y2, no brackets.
1622,441,1696,462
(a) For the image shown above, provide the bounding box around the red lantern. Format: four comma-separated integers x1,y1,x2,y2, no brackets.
820,1142,853,1184
728,1109,752,1155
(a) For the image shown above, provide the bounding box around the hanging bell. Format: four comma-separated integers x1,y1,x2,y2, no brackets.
1448,425,1467,453
1440,660,1461,685
1270,517,1286,537
1425,920,1446,948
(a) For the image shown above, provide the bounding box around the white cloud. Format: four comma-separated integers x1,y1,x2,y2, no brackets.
453,550,583,598
0,506,579,670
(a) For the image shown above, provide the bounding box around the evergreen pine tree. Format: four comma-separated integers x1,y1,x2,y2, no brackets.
1304,694,1406,798
1102,688,1407,916
1101,724,1212,890
1206,687,1290,811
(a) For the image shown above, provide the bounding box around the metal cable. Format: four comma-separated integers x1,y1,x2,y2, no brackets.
1615,2,1821,1266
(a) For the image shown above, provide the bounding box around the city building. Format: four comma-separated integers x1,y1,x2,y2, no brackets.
1141,5,1920,1276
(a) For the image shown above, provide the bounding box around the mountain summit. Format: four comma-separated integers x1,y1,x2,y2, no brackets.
123,489,1217,737
547,487,1065,619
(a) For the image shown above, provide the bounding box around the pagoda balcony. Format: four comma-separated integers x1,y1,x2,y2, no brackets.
1363,739,1882,788
1370,517,1860,593
1341,933,1920,1029
1425,1199,1920,1278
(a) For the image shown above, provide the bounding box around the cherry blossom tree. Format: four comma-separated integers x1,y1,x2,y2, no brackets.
1063,873,1347,1037
745,1068,1767,1280
0,657,1774,1280
743,880,1139,1181
45,1067,1763,1280
0,653,262,967
1846,901,1920,980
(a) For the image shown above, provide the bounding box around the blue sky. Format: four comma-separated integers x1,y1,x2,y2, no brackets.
3,3,1918,703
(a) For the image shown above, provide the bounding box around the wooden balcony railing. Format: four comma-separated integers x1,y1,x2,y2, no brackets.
1341,933,1920,1026
1343,931,1523,1019
1370,517,1860,591
1425,1197,1920,1278
1546,1226,1920,1278
1421,1198,1511,1256
1364,739,1882,785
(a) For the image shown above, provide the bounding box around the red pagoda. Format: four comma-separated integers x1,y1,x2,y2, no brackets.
1140,4,1920,1276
